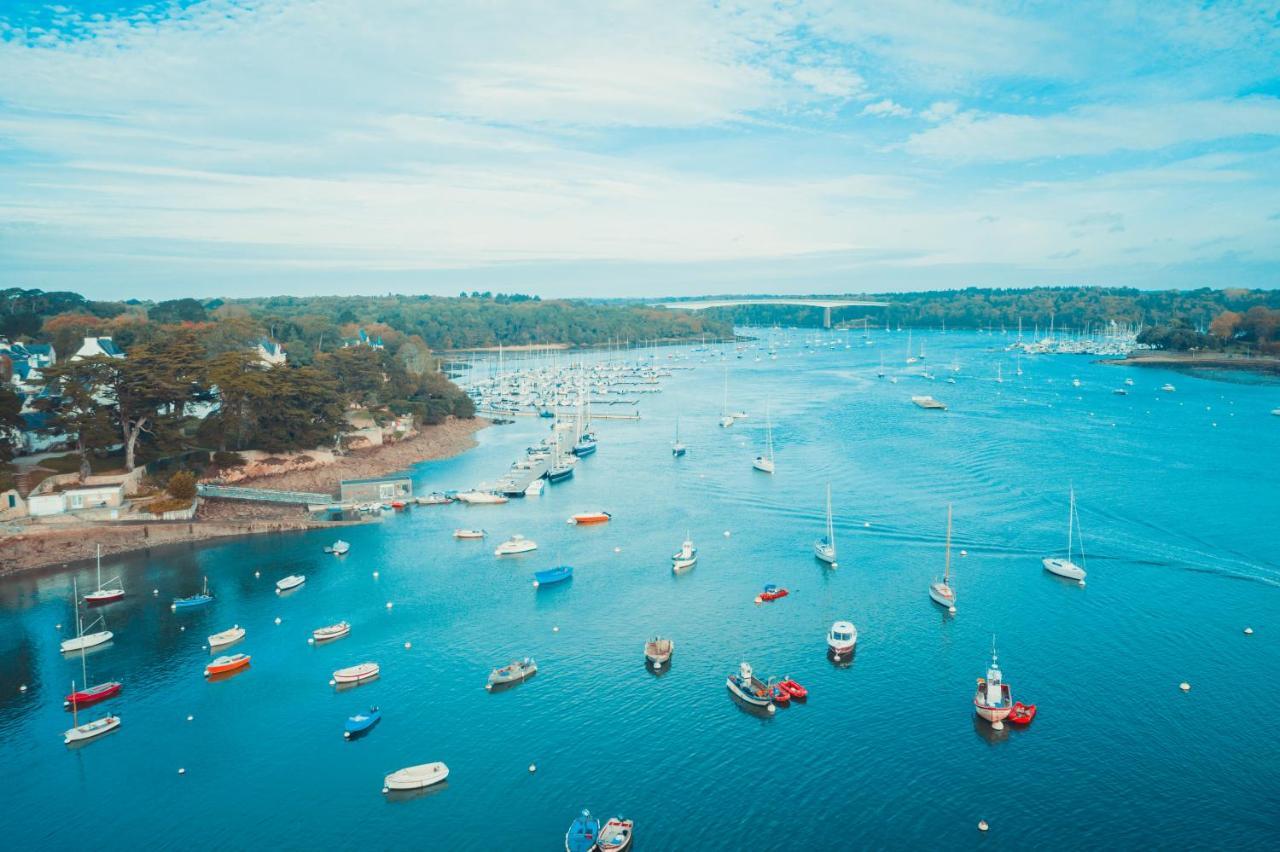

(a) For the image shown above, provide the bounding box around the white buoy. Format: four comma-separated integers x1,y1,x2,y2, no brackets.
19,684,27,693
1079,580,1086,587
307,636,315,645
992,720,1004,730
201,645,207,651
767,703,775,714
329,679,337,686
723,530,731,537
344,731,351,739
180,626,185,632
863,521,870,527
385,602,393,609
960,549,968,557
532,580,540,588
187,714,194,722
978,820,989,832
949,606,957,614
372,571,379,579
1180,682,1191,692
178,768,186,775
382,786,390,794
528,763,537,773
152,589,159,596
653,660,662,670
552,626,559,633
404,641,412,650
1244,627,1254,635
274,617,281,625
614,547,621,553
253,571,260,578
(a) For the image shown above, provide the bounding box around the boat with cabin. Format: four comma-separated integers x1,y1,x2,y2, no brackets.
814,483,837,566
672,416,686,457
752,402,775,473
827,621,857,659
533,566,573,588
726,661,773,709
1043,486,1088,585
172,576,213,610
973,641,1014,729
486,657,537,690
644,637,674,668
929,504,957,611
324,540,350,555
83,545,124,605
671,535,697,572
63,684,121,745
64,630,121,709
495,535,538,556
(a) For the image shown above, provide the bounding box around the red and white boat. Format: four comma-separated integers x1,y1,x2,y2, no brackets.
333,662,379,684
313,621,351,642
597,817,634,851
83,545,125,605
973,642,1014,729
568,511,611,525
64,681,122,708
205,653,251,677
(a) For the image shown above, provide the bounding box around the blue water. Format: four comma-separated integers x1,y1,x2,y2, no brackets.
3,329,1279,849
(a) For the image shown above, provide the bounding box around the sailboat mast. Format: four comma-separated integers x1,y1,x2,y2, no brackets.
944,504,953,583
1067,486,1075,560
95,544,102,591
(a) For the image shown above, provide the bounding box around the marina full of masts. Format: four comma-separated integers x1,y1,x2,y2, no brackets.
1004,318,1150,357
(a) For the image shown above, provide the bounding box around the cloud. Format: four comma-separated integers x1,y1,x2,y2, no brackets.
862,99,912,118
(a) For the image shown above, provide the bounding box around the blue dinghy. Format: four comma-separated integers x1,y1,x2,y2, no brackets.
565,809,600,852
171,577,213,611
533,566,573,588
344,706,381,739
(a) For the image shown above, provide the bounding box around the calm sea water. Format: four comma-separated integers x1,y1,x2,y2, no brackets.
3,329,1279,850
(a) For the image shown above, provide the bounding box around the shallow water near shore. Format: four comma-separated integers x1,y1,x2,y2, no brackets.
3,329,1279,849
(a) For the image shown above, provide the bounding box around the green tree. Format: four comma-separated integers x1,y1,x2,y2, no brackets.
0,385,23,462
35,361,118,480
167,470,197,500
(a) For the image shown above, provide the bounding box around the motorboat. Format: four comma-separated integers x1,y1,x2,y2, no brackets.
533,566,573,588
416,492,455,505
61,580,113,653
566,810,601,852
547,463,574,483
83,545,124,605
726,662,773,710
644,637,674,668
754,584,788,603
453,528,486,539
973,642,1014,729
929,505,957,612
275,574,306,593
1043,486,1088,585
1008,701,1037,725
383,761,449,792
172,576,213,610
598,817,634,851
827,621,857,659
207,625,245,649
205,653,251,677
778,678,807,699
486,657,537,690
495,535,538,556
313,621,351,642
814,483,837,566
671,536,697,572
64,680,122,708
344,706,381,739
456,490,509,504
324,540,350,555
568,511,611,525
333,662,380,684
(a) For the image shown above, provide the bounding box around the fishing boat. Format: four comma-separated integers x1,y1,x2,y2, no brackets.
671,535,697,572
814,483,837,566
384,761,449,792
486,657,537,689
61,580,114,653
275,574,306,592
313,621,351,642
1008,701,1037,725
598,817,634,851
344,706,381,738
83,545,124,605
752,402,775,473
207,625,245,649
754,584,789,603
827,620,857,659
63,683,121,745
533,565,573,588
495,535,538,556
778,678,807,699
973,641,1014,729
929,505,957,612
644,637,674,668
1042,486,1088,585
333,662,380,684
172,576,213,610
453,528,486,539
324,540,350,555
671,415,687,457
565,810,601,852
568,511,611,525
205,653,251,677
726,661,773,710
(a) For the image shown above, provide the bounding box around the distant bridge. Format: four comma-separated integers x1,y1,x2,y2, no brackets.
658,298,889,328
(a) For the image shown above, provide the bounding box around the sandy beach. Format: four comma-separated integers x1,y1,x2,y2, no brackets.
0,417,487,575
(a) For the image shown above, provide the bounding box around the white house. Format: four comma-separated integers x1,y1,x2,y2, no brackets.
27,483,126,517
71,336,126,361
256,338,287,367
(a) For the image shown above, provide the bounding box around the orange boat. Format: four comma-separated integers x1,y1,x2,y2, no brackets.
204,653,251,677
568,511,612,525
754,584,789,603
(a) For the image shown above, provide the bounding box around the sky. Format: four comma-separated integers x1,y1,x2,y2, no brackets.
1,0,1278,301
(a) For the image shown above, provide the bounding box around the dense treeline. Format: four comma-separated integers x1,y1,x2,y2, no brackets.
683,287,1280,333
1138,305,1280,354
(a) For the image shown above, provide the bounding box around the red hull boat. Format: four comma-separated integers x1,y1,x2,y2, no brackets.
770,684,791,704
1008,702,1037,725
84,589,125,605
755,586,789,603
64,681,122,708
778,679,807,700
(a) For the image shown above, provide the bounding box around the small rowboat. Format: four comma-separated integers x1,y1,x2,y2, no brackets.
205,653,250,677
495,535,537,556
313,621,351,642
568,511,611,525
276,574,305,592
207,625,245,649
453,528,486,539
383,761,449,792
64,681,122,708
344,706,381,739
754,584,789,603
487,657,537,689
390,500,407,510
598,817,635,851
333,662,380,684
566,810,601,852
1008,701,1037,725
64,713,121,745
778,679,807,700
770,683,791,704
61,630,113,653
533,565,573,588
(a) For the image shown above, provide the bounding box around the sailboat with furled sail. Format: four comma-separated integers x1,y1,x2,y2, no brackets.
61,578,114,653
928,504,957,612
1043,486,1087,585
814,483,837,566
752,402,775,473
671,415,686,457
83,544,124,605
719,367,734,428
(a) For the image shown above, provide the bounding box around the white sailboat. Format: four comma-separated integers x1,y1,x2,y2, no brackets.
876,354,885,378
671,415,686,457
61,579,114,653
814,483,837,566
83,544,124,605
719,368,734,428
1042,486,1087,585
928,505,957,612
995,363,1003,384
752,402,775,473
905,329,917,364
63,678,121,745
